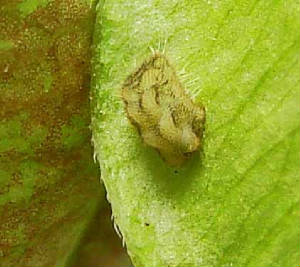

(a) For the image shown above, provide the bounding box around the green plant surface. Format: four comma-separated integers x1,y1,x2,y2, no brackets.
91,0,300,266
0,1,103,266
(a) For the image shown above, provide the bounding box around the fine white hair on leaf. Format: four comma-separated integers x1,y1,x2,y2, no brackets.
149,46,155,55
122,235,126,247
162,38,167,54
93,152,97,163
113,221,123,239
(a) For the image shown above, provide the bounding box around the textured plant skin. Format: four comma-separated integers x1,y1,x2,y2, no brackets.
91,0,300,266
122,52,205,166
0,1,103,266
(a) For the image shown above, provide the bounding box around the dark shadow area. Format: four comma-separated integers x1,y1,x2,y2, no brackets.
69,194,133,267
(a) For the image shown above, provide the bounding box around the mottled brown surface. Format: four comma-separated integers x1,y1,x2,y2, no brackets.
122,52,205,166
0,1,103,266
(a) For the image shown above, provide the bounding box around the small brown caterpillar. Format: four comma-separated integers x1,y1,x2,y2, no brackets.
122,52,205,166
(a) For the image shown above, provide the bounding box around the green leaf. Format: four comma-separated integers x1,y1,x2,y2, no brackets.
18,0,49,17
91,0,300,266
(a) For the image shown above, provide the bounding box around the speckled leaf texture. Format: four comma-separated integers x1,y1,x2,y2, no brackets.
91,1,300,266
0,1,103,266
